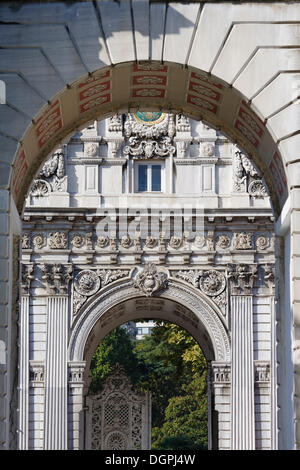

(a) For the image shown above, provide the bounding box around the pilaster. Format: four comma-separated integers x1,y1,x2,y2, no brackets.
229,265,256,450
18,263,34,449
43,264,72,450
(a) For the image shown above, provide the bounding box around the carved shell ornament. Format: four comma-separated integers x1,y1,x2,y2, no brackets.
30,179,51,197
134,263,168,297
74,270,101,296
199,270,226,297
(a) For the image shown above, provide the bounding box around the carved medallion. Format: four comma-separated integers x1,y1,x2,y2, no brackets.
32,233,46,250
256,235,269,250
120,234,132,249
71,234,84,249
84,142,98,157
134,263,168,297
145,235,157,249
216,234,231,250
97,235,109,248
194,235,206,249
74,270,100,296
199,270,226,297
169,235,182,249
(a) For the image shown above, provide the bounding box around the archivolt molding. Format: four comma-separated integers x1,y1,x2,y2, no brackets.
68,271,231,364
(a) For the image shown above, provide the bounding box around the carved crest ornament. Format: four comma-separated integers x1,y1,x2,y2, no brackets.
134,263,168,297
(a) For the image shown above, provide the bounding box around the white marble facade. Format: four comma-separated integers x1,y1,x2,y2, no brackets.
20,112,276,450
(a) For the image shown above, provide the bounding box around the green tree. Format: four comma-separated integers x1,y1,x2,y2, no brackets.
89,321,208,450
89,326,139,393
133,321,208,449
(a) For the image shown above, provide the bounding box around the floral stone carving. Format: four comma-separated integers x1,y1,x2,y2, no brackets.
199,270,226,297
74,270,101,296
134,263,168,297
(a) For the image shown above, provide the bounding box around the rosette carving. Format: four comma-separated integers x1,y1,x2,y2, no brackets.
74,270,100,296
199,270,226,297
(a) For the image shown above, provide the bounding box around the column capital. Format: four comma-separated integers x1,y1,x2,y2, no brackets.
41,263,73,295
21,263,34,295
227,263,257,295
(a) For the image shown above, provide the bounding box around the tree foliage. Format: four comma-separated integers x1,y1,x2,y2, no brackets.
89,320,208,450
89,326,139,393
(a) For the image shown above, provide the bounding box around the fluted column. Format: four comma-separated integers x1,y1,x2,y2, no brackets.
18,264,34,450
42,264,72,450
229,264,257,450
231,294,255,449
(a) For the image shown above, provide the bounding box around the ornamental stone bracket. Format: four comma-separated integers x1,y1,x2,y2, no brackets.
68,361,86,394
29,361,45,388
211,362,231,386
254,361,271,385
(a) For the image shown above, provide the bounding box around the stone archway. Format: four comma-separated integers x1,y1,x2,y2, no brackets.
67,272,231,450
0,2,299,450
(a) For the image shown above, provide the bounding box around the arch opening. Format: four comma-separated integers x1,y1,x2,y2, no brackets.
86,318,209,451
13,61,287,218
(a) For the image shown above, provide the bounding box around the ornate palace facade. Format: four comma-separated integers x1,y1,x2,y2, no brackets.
19,111,276,450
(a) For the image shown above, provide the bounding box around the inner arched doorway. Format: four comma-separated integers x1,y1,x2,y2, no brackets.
68,279,231,451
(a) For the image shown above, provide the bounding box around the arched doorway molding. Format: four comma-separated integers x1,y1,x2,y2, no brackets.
69,276,231,369
68,274,230,451
12,61,287,217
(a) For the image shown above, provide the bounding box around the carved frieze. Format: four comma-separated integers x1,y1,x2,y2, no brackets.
97,269,130,286
120,234,132,249
97,235,109,248
169,235,182,250
216,234,231,250
256,235,270,251
71,234,85,249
